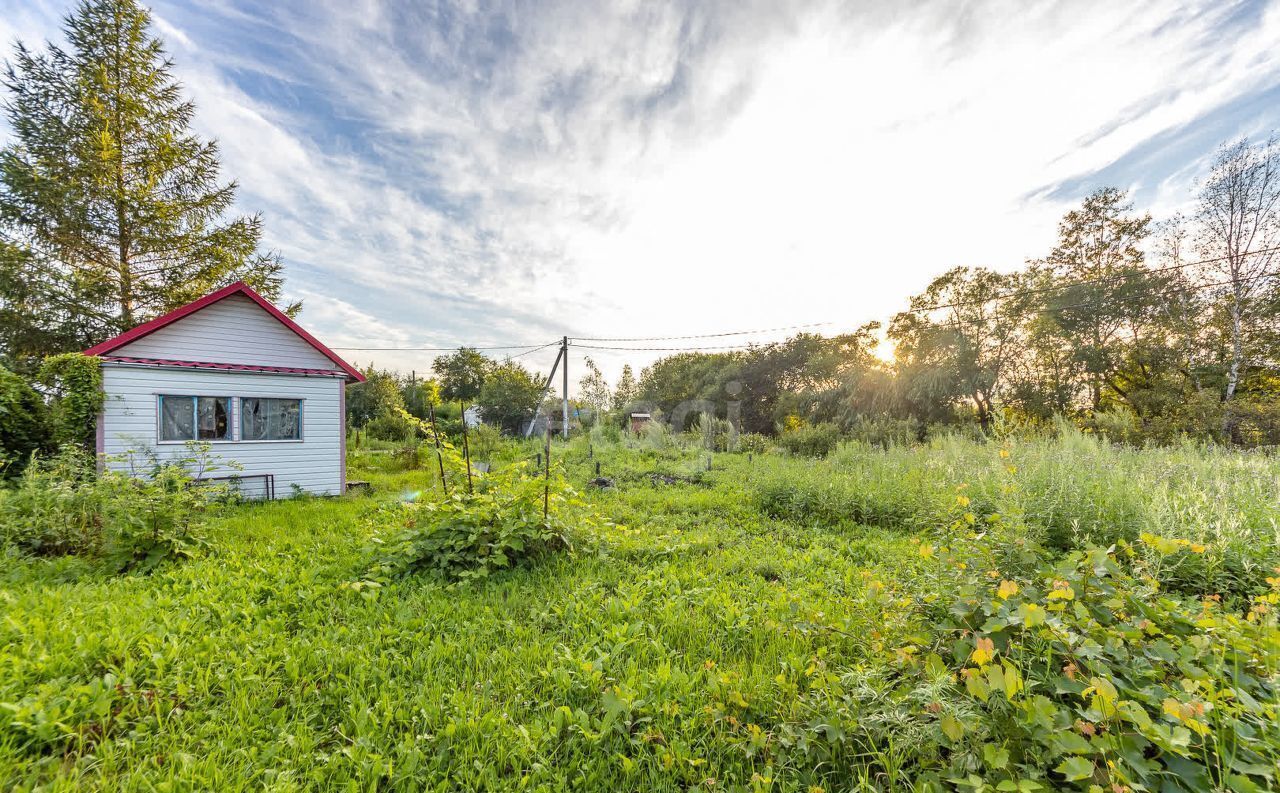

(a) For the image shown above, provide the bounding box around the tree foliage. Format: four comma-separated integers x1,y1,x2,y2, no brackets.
345,366,405,429
1194,135,1280,416
433,347,492,404
0,364,50,476
36,352,103,448
577,357,611,424
628,150,1280,445
0,0,288,371
477,362,543,433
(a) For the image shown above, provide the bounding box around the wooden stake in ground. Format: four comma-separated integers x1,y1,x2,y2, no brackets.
460,400,474,493
427,403,448,496
543,423,553,523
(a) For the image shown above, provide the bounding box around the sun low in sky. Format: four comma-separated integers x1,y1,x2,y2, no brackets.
3,0,1279,380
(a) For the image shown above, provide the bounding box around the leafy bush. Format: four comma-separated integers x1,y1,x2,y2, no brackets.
687,414,736,452
590,420,622,446
776,421,841,457
0,365,50,476
0,447,104,554
843,413,921,447
784,527,1280,791
36,353,103,448
467,423,504,462
0,446,219,571
102,463,218,572
736,432,771,454
363,461,585,582
1082,406,1142,445
365,411,419,442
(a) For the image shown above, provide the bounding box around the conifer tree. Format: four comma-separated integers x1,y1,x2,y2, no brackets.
0,0,288,370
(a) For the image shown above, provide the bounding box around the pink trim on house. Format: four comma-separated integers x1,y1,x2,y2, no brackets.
83,281,366,383
101,356,350,377
340,384,348,493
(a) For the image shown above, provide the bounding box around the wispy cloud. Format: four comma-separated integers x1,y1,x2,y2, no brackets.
2,0,1279,380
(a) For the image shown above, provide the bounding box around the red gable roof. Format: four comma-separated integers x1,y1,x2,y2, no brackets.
83,281,366,383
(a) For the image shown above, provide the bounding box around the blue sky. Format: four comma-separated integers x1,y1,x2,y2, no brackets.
3,0,1280,384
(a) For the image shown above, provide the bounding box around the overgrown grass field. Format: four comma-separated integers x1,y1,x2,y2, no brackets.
2,431,1278,791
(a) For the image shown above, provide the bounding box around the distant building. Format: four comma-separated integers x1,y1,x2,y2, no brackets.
84,281,364,497
629,412,652,433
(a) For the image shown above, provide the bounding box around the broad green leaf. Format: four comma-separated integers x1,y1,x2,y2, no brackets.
1055,756,1094,781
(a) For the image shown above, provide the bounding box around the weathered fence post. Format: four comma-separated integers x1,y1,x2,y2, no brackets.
428,403,448,496
543,424,553,523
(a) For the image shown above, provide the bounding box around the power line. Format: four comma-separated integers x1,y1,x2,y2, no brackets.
503,341,561,360
331,341,558,351
572,341,770,352
575,321,833,342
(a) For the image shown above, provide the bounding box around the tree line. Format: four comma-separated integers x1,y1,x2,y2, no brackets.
347,349,552,440
616,141,1280,446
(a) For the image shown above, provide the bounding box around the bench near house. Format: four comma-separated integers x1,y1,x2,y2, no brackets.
85,281,365,497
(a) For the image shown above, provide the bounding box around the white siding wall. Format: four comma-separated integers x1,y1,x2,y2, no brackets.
100,364,345,496
113,294,337,369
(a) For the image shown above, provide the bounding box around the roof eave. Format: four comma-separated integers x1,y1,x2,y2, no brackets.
83,281,366,383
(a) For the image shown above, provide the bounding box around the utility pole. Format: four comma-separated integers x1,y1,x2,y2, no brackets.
561,336,569,439
524,343,564,438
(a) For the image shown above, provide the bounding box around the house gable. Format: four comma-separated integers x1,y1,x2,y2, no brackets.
109,293,335,369
84,282,364,381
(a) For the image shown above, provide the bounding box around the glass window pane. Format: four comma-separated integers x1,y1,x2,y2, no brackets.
241,398,267,440
271,400,300,440
197,397,231,440
160,396,195,441
240,398,300,440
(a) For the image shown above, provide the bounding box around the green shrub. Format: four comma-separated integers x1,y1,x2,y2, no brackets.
365,411,419,442
0,365,50,476
735,432,771,454
843,413,921,447
776,421,841,457
590,420,622,445
101,462,217,573
362,461,586,582
0,447,104,554
36,353,103,448
0,446,217,571
783,528,1280,791
467,423,504,462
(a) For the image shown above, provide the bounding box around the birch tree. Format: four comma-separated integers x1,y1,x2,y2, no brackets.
1194,135,1280,410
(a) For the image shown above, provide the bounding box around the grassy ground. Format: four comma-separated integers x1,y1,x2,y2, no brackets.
1,433,1277,790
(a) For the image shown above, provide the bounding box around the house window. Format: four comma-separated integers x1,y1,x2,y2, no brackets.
159,395,232,441
240,397,302,441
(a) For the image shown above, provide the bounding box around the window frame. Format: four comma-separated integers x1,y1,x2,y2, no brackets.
156,394,236,444
155,394,306,444
237,396,305,443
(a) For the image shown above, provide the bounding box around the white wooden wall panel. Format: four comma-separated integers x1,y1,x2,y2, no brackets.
100,364,345,496
112,294,337,370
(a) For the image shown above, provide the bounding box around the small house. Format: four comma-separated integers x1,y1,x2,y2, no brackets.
85,281,365,497
629,412,652,433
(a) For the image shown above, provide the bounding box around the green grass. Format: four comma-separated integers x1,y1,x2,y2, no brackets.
1,432,1277,790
